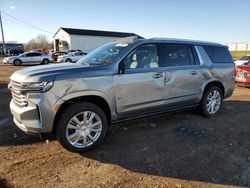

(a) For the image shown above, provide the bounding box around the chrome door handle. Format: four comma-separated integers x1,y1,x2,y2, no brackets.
190,70,198,75
153,72,163,78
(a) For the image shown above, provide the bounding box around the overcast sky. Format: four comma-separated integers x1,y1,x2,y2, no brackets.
0,0,249,43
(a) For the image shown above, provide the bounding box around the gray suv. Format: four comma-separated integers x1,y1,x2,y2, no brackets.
8,37,235,152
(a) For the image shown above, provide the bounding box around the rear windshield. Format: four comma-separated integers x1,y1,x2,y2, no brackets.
203,46,233,63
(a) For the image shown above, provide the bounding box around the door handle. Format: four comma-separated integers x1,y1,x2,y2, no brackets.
153,72,163,79
190,70,198,75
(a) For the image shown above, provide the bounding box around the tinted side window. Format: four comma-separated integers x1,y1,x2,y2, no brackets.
123,44,159,70
26,52,41,57
25,53,33,57
157,44,195,67
203,46,233,63
34,53,42,56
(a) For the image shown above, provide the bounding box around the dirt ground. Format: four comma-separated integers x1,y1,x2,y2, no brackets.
0,63,250,188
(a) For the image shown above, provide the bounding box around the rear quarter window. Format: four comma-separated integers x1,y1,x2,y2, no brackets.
203,46,233,63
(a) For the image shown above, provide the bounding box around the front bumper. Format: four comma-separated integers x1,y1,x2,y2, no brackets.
10,99,49,134
57,59,64,63
235,76,250,87
3,59,12,64
9,91,59,134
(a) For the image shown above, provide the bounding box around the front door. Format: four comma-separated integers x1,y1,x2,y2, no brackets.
115,44,165,117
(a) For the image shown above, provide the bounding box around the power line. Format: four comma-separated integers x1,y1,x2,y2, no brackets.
1,10,53,34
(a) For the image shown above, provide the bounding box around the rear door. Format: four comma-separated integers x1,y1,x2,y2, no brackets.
115,44,166,117
157,43,203,107
32,53,43,63
23,53,34,63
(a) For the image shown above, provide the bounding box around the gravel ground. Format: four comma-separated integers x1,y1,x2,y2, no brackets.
0,63,250,188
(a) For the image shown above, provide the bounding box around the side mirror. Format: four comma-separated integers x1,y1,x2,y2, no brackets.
119,60,125,74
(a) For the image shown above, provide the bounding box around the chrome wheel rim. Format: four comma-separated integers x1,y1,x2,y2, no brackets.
206,90,221,114
66,111,102,148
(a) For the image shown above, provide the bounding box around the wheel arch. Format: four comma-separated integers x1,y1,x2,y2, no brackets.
13,59,22,64
42,58,50,62
52,95,112,135
203,80,225,97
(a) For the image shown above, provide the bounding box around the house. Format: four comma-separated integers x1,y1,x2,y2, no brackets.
53,27,141,53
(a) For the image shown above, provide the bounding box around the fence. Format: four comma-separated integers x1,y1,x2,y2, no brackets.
226,42,250,51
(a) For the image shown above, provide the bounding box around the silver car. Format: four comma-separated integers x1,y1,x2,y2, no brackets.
3,52,54,65
8,37,235,152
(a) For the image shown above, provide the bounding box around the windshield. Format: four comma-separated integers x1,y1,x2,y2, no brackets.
77,42,129,65
18,52,28,57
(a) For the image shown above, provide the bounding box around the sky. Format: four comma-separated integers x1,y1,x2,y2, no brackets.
0,0,249,44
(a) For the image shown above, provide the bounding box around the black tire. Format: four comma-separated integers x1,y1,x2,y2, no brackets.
65,58,72,63
13,59,22,66
41,59,50,64
199,86,223,117
56,102,108,153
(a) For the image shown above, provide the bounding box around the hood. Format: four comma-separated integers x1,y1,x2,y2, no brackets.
5,55,19,59
10,63,87,82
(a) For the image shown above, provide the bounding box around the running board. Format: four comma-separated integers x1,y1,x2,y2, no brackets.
112,104,199,125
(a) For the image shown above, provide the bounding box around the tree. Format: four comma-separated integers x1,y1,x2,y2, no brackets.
25,34,53,51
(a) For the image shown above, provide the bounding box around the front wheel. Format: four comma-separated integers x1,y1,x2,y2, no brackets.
199,86,223,117
56,102,108,152
65,58,72,63
13,59,22,66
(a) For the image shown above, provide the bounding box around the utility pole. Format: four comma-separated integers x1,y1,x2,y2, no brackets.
0,11,6,56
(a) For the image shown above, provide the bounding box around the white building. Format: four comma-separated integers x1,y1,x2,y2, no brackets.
53,27,141,53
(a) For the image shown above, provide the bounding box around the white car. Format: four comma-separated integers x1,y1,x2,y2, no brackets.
3,52,54,66
234,55,250,66
57,52,86,63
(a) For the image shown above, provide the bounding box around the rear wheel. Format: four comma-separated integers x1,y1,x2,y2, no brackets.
56,102,108,152
41,59,50,64
199,86,223,117
13,59,22,66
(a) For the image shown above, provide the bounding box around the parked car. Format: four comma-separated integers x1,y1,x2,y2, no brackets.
235,61,250,87
64,49,83,53
3,52,54,66
234,55,250,66
51,51,67,61
8,38,235,152
57,52,87,63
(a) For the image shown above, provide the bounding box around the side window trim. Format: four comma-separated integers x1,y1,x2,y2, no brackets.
187,45,195,66
195,45,213,66
190,45,200,65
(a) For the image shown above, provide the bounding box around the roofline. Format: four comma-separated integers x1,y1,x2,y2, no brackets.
53,27,142,38
53,27,67,38
148,38,226,47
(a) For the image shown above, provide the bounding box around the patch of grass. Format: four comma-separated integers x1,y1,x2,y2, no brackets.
230,51,250,60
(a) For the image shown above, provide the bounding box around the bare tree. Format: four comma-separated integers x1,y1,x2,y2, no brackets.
25,34,53,51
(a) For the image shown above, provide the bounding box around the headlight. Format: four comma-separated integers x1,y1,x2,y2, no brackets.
21,82,53,92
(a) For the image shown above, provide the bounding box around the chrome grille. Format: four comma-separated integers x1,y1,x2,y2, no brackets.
9,80,28,107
